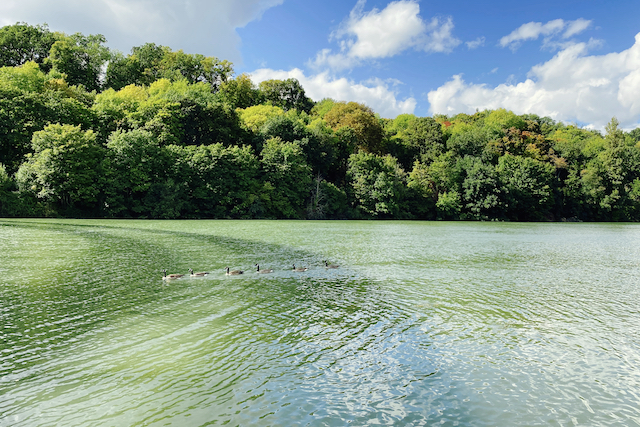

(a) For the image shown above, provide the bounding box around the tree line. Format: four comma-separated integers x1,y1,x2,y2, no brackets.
1,22,640,221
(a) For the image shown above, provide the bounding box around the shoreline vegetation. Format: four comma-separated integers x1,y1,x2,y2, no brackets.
1,23,640,221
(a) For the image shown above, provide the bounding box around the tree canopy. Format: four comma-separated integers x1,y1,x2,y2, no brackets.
1,22,640,221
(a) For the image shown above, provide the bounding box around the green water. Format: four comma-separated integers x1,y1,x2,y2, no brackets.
1,219,639,426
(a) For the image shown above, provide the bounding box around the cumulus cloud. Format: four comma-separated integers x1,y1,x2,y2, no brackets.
0,0,283,63
428,33,640,130
500,18,593,51
250,67,416,118
312,0,460,70
466,37,485,50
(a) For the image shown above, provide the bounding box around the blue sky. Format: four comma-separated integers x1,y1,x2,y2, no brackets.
2,0,640,129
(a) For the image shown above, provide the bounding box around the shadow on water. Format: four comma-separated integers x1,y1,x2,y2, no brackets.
0,219,449,426
0,218,355,351
4,219,640,426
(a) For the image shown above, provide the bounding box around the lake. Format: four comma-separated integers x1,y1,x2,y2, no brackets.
1,219,639,426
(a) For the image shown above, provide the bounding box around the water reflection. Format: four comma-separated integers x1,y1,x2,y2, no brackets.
1,220,640,426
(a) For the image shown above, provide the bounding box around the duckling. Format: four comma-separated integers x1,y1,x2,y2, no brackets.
162,269,184,280
292,264,308,272
189,268,209,277
324,260,339,269
225,267,244,275
255,264,273,274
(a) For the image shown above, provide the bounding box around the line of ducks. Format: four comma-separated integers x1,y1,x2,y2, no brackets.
162,261,339,280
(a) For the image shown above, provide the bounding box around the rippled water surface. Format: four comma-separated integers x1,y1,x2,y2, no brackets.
1,219,640,426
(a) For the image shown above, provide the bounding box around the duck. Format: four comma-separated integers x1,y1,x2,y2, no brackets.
225,267,244,275
162,269,184,280
255,264,273,274
324,260,339,269
189,268,209,277
292,264,308,272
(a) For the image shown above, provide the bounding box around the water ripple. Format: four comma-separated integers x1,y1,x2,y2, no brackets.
2,220,640,426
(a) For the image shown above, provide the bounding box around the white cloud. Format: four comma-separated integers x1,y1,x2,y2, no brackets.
563,18,592,38
250,68,416,118
312,0,460,70
500,18,592,51
466,37,485,50
0,0,283,63
423,17,460,53
428,33,640,130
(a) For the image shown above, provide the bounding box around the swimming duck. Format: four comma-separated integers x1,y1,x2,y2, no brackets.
255,264,273,273
162,269,184,280
189,268,209,277
292,264,308,272
324,260,339,269
225,267,244,275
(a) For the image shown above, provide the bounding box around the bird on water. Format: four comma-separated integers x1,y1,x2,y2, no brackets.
292,264,308,272
225,267,244,275
162,269,184,280
255,264,274,273
189,268,209,277
324,260,339,269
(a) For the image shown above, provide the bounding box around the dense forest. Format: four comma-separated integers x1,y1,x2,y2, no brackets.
1,23,640,221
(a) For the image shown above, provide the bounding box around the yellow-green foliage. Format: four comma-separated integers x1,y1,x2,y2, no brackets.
0,61,45,92
237,104,285,132
94,84,149,114
387,113,416,135
310,98,336,118
485,108,527,132
324,101,384,153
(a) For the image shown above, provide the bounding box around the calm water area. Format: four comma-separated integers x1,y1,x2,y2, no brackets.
1,219,639,426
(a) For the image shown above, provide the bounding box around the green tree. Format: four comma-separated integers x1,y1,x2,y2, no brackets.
0,60,45,92
259,137,311,218
104,52,144,91
259,114,308,143
484,108,527,135
310,98,336,118
0,22,57,70
0,162,45,217
105,43,234,92
329,127,359,185
458,156,502,220
0,63,96,173
495,126,551,160
103,129,173,217
390,116,445,168
131,43,166,84
47,33,112,91
170,143,260,218
217,73,261,109
579,118,640,220
104,43,165,89
160,49,234,91
92,84,149,138
347,152,406,217
307,176,349,219
259,78,314,113
237,104,285,133
385,113,416,135
446,123,491,159
407,152,459,218
301,127,338,179
16,124,104,214
497,154,555,220
0,163,13,215
96,79,245,147
324,101,384,154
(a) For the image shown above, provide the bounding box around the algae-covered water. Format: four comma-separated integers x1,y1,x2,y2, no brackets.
1,219,639,426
